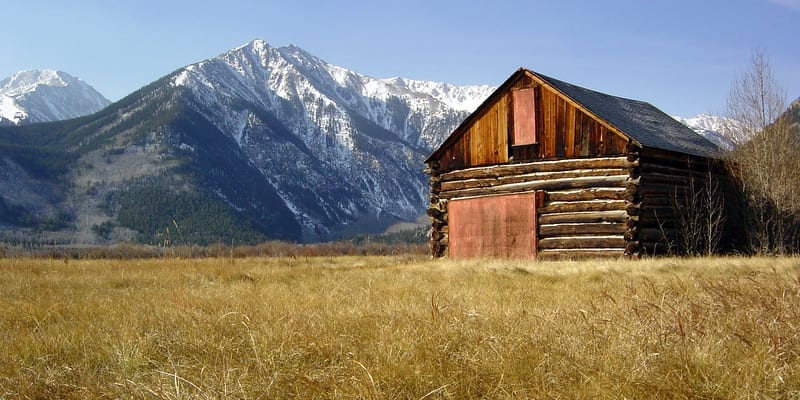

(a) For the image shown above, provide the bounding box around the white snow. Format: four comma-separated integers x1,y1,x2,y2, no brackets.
0,96,26,124
1,70,65,96
163,38,494,237
172,70,191,87
673,114,738,150
0,69,110,124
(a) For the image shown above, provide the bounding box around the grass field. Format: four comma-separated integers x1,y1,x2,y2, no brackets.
1,255,799,399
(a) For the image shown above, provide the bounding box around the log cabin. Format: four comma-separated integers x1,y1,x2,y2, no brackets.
425,68,730,259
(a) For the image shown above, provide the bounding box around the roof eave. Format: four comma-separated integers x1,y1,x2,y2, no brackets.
425,68,529,164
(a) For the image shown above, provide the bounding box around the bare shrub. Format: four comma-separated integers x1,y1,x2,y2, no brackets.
675,163,726,255
724,50,800,254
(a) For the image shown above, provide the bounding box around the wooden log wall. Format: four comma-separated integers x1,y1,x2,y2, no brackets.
427,156,640,259
628,147,720,257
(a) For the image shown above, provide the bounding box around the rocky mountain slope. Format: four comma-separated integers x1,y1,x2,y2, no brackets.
0,70,110,125
0,40,493,245
673,114,737,150
674,99,800,150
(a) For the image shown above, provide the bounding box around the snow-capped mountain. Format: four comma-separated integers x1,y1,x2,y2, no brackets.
173,41,492,150
0,70,110,125
673,114,737,151
0,40,493,244
165,39,493,240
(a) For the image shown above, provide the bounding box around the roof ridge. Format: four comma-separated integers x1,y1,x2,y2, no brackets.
526,68,720,158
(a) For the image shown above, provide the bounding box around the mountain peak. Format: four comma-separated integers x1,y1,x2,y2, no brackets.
0,69,110,125
157,39,497,240
1,69,68,96
0,40,497,245
248,38,272,52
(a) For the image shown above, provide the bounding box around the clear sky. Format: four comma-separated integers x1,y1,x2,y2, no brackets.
1,0,797,117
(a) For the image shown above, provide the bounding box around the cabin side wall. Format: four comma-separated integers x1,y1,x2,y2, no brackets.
427,157,640,258
628,147,738,256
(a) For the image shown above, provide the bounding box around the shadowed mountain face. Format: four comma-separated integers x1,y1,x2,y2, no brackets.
0,40,494,245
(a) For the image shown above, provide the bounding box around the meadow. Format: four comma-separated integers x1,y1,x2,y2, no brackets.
1,255,799,399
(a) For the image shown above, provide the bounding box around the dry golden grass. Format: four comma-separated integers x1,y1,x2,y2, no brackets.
1,255,799,399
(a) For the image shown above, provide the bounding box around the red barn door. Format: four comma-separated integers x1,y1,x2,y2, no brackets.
448,192,539,258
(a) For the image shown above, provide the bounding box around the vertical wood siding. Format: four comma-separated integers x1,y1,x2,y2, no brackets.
433,79,628,173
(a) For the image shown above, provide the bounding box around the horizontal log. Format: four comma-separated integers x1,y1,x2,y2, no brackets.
429,215,448,225
539,210,629,225
635,220,680,230
437,157,637,182
637,206,680,219
431,230,448,241
539,200,627,214
639,172,693,186
640,241,674,255
426,207,445,219
642,198,691,208
637,186,692,199
539,235,626,250
626,202,642,215
428,201,447,212
440,175,638,200
537,248,627,260
547,187,633,202
440,168,629,192
638,163,712,178
637,227,677,242
539,222,627,237
640,148,712,165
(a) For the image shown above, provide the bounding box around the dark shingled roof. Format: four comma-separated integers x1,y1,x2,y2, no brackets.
530,70,721,158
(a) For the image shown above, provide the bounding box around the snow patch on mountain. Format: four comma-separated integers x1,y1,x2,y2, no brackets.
1,70,67,96
0,96,26,124
0,70,110,124
383,77,493,112
674,114,737,151
168,39,494,240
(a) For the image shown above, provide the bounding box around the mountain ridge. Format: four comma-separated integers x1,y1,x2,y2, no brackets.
0,70,110,125
0,39,494,245
673,113,738,150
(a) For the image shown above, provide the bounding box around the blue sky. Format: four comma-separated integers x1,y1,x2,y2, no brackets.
1,0,797,117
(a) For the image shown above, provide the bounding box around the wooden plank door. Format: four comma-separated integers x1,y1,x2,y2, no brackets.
448,192,539,258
